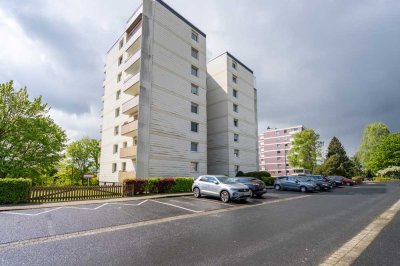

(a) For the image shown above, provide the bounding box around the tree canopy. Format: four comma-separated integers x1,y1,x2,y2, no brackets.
0,81,67,178
369,133,400,173
357,122,390,171
288,129,323,173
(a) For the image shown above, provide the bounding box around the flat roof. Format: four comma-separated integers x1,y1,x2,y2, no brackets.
208,51,254,74
156,0,206,37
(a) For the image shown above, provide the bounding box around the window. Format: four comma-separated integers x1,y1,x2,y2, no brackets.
191,31,198,42
191,162,199,172
232,61,237,69
113,144,118,154
234,133,239,142
277,150,281,154
191,47,198,59
122,162,126,171
233,89,238,98
277,144,281,148
191,84,199,95
116,90,121,100
119,39,124,49
114,126,119,136
284,129,288,133
234,149,239,158
232,75,237,83
233,104,238,113
191,122,198,132
233,118,238,127
275,131,280,135
112,163,117,173
235,165,240,173
118,56,123,66
191,102,199,114
115,108,120,117
191,65,198,77
117,73,122,82
191,142,198,152
277,157,281,160
123,141,127,148
285,143,288,147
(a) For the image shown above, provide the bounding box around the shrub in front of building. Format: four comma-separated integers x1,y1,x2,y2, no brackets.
0,178,32,204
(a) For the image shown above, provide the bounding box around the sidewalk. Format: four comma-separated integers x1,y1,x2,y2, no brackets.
0,193,193,212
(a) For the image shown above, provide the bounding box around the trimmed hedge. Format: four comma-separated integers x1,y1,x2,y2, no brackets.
260,176,275,186
352,176,364,184
239,171,272,179
0,178,32,204
123,177,194,195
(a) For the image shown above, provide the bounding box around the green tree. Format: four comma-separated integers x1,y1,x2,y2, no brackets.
323,136,353,176
0,81,67,179
316,154,347,177
358,122,390,172
369,133,400,172
66,137,100,185
288,129,323,173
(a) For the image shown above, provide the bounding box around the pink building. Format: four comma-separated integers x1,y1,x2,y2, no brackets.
258,125,306,177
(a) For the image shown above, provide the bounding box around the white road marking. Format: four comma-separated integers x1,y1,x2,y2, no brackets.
319,198,400,266
0,195,310,251
2,207,64,217
182,196,235,206
0,201,149,217
151,199,203,213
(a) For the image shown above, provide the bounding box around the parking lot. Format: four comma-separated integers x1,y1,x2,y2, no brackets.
1,183,399,266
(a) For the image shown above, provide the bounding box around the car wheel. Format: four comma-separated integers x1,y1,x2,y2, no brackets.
220,190,230,203
300,186,307,193
274,184,281,191
249,190,254,198
316,185,321,191
193,187,201,198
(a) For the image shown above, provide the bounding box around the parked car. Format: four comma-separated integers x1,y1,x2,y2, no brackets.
274,176,317,193
192,175,251,203
304,175,332,191
323,176,336,187
233,177,267,198
342,177,356,186
328,176,344,187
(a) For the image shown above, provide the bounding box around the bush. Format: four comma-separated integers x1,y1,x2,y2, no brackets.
352,176,364,184
156,178,175,193
242,171,272,179
168,177,194,193
124,178,148,195
377,166,400,179
145,178,159,194
236,171,245,177
0,178,32,204
260,176,275,186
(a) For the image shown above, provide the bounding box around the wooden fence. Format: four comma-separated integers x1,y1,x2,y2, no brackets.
29,185,125,203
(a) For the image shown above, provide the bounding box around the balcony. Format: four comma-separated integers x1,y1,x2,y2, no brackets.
122,96,139,115
118,171,136,182
121,120,138,137
123,72,140,96
124,49,141,72
125,27,142,53
119,146,137,159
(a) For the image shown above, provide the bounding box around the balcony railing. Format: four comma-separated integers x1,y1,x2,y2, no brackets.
122,96,139,115
124,49,141,72
121,120,138,137
119,146,137,159
123,72,140,96
118,171,136,182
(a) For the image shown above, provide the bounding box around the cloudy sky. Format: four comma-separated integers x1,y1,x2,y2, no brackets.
1,0,399,155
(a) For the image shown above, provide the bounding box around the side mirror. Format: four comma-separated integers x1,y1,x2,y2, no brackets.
213,181,219,185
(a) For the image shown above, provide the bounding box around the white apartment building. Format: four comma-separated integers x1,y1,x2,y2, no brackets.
206,52,259,176
99,0,207,183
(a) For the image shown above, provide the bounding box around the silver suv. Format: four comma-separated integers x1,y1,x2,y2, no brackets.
192,175,251,203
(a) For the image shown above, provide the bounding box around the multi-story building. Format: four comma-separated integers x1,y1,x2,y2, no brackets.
258,125,305,177
99,0,208,183
207,52,258,176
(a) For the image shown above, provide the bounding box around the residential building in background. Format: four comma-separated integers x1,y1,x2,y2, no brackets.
207,52,258,176
99,0,207,183
258,125,306,177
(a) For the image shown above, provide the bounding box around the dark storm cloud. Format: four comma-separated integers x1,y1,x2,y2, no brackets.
1,0,399,152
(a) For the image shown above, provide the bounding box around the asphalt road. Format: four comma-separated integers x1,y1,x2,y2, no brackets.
0,182,399,266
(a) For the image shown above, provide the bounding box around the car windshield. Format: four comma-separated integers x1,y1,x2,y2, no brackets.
217,177,237,184
297,176,312,182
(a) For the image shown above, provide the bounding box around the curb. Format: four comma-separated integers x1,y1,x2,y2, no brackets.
0,193,193,212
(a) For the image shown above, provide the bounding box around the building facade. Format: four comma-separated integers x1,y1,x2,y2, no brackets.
258,125,305,177
99,0,208,183
207,52,258,176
